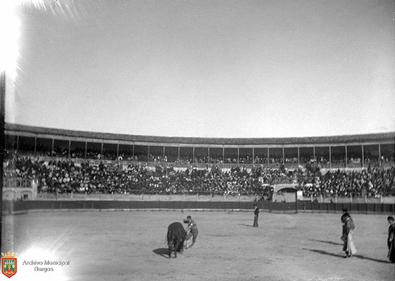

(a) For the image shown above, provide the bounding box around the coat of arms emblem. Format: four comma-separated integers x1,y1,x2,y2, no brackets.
1,252,17,278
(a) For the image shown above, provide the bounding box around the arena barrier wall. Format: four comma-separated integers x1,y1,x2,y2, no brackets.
295,201,395,214
2,200,394,214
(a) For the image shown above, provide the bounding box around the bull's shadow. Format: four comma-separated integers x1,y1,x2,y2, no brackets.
153,248,170,259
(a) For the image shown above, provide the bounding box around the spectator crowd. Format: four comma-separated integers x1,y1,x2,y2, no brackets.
3,152,395,198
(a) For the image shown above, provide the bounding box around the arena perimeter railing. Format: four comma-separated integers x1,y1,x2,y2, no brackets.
31,192,395,203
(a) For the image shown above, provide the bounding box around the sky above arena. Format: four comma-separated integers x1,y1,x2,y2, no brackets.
4,0,395,138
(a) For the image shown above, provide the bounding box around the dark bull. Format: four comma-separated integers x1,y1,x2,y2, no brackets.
167,222,186,258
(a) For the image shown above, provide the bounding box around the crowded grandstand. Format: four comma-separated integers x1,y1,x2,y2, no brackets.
3,124,395,199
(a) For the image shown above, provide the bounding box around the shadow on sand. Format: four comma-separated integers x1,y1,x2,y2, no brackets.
303,248,389,264
310,239,343,246
303,248,344,258
352,254,390,264
153,248,170,259
238,223,255,228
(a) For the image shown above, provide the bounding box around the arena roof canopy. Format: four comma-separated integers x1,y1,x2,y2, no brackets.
5,123,395,147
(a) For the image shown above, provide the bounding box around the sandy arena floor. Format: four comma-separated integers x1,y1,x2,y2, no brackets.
2,210,395,281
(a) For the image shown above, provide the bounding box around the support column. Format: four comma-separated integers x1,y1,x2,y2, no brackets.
267,147,270,165
34,137,37,155
116,143,119,159
282,147,285,164
68,140,71,158
84,142,87,159
252,148,255,164
297,147,300,166
222,146,225,163
51,138,54,156
208,147,210,163
378,143,381,162
329,146,332,169
177,146,180,161
163,146,165,158
313,146,316,160
101,143,104,156
237,147,240,164
345,145,348,168
361,145,364,168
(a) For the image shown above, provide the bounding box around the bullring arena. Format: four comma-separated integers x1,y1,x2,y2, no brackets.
2,210,395,281
1,124,395,281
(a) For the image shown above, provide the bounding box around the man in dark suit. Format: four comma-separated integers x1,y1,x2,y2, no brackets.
387,216,395,263
253,204,259,227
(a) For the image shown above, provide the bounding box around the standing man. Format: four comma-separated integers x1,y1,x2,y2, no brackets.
184,215,198,249
253,204,259,227
341,209,357,258
340,208,350,227
387,216,395,263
